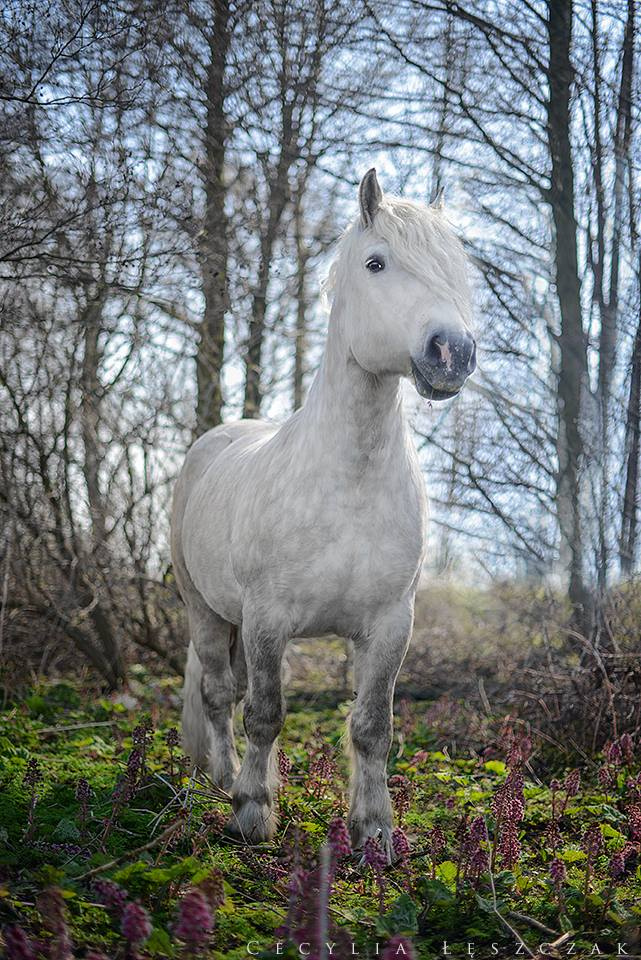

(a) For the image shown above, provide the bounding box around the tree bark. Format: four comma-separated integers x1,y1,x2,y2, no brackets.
80,313,126,686
196,0,231,436
546,0,590,621
242,114,293,418
619,0,639,574
620,279,641,576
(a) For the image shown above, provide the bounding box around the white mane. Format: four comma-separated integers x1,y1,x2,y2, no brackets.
323,195,471,322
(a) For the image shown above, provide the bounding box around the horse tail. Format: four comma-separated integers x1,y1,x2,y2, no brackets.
181,640,209,768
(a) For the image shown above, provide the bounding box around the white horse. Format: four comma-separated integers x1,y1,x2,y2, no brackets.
171,169,475,858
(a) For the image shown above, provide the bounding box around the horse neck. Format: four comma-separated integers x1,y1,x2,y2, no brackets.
300,297,406,467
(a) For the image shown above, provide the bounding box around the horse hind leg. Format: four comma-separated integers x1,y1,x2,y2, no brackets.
228,615,287,843
230,624,247,705
181,598,240,791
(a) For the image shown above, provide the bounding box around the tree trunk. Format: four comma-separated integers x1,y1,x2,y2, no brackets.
620,280,641,576
80,313,126,687
619,1,639,574
196,0,231,436
243,134,292,418
546,0,590,622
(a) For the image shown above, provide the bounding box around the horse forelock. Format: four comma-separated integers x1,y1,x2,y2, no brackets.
322,195,471,321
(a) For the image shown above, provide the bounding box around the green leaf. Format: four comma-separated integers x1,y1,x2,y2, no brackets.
475,893,496,913
484,760,506,775
436,860,458,885
601,824,626,839
146,927,175,957
375,894,418,937
52,818,81,842
560,848,586,863
415,877,455,906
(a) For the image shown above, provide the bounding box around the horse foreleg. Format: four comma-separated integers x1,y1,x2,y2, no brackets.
348,599,413,862
228,622,286,843
182,598,240,792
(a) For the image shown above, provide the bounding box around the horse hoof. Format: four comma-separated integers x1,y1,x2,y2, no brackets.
226,797,277,843
349,820,394,864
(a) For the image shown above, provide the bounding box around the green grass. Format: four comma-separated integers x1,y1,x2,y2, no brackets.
1,673,640,958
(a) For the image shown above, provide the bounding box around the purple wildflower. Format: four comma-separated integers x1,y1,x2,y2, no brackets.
582,823,603,858
165,727,180,748
174,888,214,951
23,758,42,790
461,817,489,886
201,809,227,835
564,769,581,797
628,804,641,839
392,826,411,864
328,817,352,860
3,925,36,960
546,818,562,853
430,825,446,859
492,767,525,868
126,748,143,789
507,733,532,767
598,765,614,790
469,816,488,842
308,744,337,797
498,817,520,869
627,772,641,800
468,845,489,879
75,777,91,804
388,774,413,823
132,719,153,750
550,779,561,792
198,868,225,909
121,901,152,953
383,934,415,958
619,732,634,765
609,850,626,879
37,887,72,960
606,740,623,766
549,857,566,884
278,748,291,787
93,878,128,915
363,835,387,872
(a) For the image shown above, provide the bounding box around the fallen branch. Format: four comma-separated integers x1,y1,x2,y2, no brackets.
76,822,181,881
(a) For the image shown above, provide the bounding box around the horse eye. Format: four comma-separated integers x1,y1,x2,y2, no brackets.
365,256,385,273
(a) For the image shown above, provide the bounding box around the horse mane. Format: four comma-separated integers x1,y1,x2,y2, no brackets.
322,195,471,322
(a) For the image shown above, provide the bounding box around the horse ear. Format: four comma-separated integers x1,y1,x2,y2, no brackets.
430,185,445,209
359,168,382,228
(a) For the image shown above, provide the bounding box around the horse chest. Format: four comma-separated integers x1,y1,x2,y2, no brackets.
253,465,427,634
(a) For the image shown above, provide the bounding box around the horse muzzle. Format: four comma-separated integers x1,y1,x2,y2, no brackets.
411,328,476,401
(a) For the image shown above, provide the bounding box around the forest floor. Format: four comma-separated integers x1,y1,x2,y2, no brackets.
1,671,640,959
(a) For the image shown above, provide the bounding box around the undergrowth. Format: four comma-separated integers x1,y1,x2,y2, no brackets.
0,672,640,958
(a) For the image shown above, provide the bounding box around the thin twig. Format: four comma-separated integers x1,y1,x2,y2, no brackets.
486,834,535,958
507,911,558,937
38,720,117,734
76,822,181,881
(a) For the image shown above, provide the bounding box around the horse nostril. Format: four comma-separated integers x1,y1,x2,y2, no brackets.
468,339,477,373
427,333,451,368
